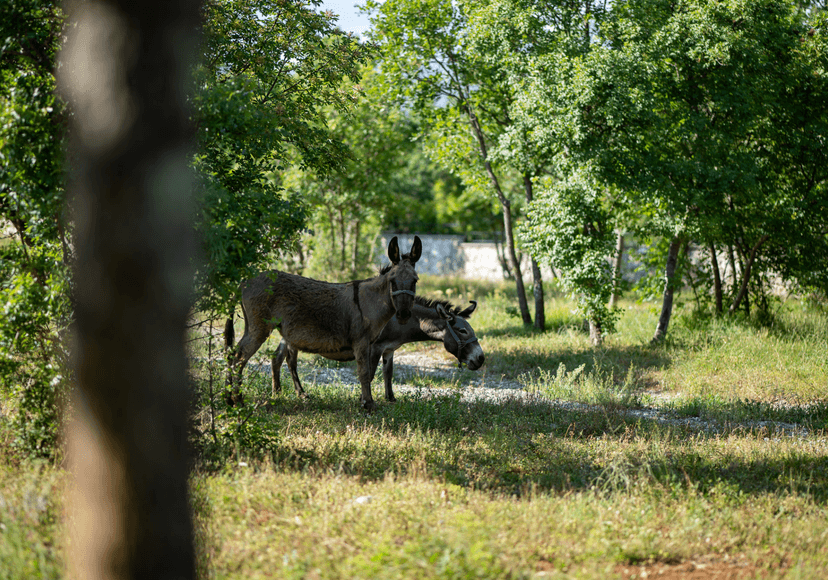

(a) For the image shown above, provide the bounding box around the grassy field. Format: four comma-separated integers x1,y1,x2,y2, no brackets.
2,276,827,579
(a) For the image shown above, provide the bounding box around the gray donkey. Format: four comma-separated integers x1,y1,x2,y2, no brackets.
269,296,485,402
226,236,422,411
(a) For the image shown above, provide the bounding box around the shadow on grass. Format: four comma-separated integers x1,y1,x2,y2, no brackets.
208,385,828,503
481,337,673,388
667,395,828,428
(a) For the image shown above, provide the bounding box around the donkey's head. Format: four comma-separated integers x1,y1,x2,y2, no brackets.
436,300,485,370
385,235,422,324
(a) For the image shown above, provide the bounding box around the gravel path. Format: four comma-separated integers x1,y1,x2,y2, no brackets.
249,349,819,439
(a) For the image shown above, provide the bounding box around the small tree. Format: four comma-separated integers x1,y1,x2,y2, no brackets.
285,68,420,279
523,171,618,345
368,0,536,325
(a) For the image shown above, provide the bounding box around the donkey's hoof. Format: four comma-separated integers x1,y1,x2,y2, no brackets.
361,399,376,413
386,395,397,403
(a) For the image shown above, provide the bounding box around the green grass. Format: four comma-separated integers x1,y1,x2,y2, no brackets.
0,457,65,580
4,277,828,578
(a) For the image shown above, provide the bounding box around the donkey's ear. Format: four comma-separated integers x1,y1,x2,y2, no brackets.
436,303,453,320
409,235,422,264
387,236,401,264
458,300,477,319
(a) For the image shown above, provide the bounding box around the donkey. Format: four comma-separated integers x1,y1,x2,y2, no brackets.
270,297,484,402
226,236,422,411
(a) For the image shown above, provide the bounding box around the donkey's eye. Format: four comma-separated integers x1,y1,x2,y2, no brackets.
458,328,468,335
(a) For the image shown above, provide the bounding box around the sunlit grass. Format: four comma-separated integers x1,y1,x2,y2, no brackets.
5,277,828,578
0,459,65,580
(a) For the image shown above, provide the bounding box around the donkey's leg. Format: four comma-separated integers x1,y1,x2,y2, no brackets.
229,326,270,405
271,339,288,397
285,344,309,399
381,351,396,402
354,340,375,412
367,347,382,383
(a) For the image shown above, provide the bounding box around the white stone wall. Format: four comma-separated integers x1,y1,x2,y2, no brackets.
378,233,554,282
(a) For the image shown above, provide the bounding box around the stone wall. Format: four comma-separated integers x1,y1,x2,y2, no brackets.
378,233,553,282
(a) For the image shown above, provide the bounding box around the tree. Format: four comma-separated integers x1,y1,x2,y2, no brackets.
59,0,200,577
523,170,618,344
284,67,422,279
192,0,373,315
367,0,537,325
467,0,611,335
520,0,828,339
0,0,71,457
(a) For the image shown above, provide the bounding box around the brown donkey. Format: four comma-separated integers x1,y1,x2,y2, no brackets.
269,297,485,402
227,236,422,411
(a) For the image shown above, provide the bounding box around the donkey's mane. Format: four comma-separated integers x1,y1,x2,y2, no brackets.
414,296,465,317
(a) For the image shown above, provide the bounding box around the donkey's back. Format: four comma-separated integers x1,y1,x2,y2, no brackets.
241,270,356,354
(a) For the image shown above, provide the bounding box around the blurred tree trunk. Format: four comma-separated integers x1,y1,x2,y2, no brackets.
61,1,200,579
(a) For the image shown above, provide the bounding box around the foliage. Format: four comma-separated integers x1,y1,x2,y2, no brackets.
521,0,828,322
283,67,421,279
0,0,71,459
191,0,374,313
367,0,563,324
522,171,620,337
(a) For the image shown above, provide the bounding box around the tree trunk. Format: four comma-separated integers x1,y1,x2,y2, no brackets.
609,231,625,309
351,218,361,277
465,105,531,325
729,235,768,314
338,206,347,272
61,1,199,579
727,243,738,299
652,236,684,343
708,241,723,314
224,316,235,351
523,174,545,330
589,318,603,347
530,258,545,331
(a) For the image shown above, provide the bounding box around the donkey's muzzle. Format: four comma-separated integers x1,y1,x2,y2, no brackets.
465,353,484,370
391,288,414,324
